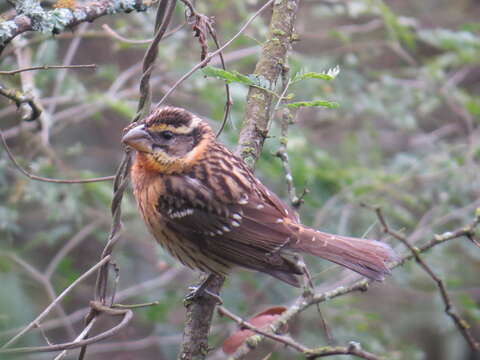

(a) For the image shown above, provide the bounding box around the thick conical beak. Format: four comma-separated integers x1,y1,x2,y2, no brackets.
122,125,152,153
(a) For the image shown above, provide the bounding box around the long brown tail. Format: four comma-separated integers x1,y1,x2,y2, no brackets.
293,227,395,281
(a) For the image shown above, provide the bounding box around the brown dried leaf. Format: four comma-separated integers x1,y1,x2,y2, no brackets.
222,306,287,354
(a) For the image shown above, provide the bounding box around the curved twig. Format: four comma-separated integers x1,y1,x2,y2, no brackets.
1,255,111,349
0,130,115,183
0,308,132,354
156,0,275,108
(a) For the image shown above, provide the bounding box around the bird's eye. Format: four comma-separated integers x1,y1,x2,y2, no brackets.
160,131,174,140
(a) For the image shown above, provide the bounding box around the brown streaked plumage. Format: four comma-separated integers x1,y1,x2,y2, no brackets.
123,106,395,287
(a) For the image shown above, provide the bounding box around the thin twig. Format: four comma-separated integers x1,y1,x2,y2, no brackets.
45,220,105,279
0,130,115,183
53,319,97,360
78,2,177,358
102,23,185,44
303,343,385,360
0,267,185,340
205,17,232,138
220,306,383,360
274,91,307,208
0,307,132,354
1,255,111,349
135,0,177,121
1,252,76,339
372,206,480,352
47,23,89,119
230,211,480,358
156,0,275,107
0,64,96,75
218,305,307,352
300,259,334,345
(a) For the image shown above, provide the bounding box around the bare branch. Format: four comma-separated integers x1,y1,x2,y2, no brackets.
304,343,385,360
156,0,275,108
134,0,177,120
1,255,111,349
0,305,132,354
0,64,96,75
219,306,384,360
1,252,76,339
0,0,151,54
229,211,480,358
0,130,115,183
372,206,480,352
0,267,185,339
102,23,185,44
275,107,306,208
45,220,105,279
218,305,307,352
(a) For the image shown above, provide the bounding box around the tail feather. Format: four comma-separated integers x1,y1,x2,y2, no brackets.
294,227,395,281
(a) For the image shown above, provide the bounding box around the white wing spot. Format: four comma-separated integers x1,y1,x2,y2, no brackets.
276,218,284,224
231,220,240,227
222,225,231,232
284,208,289,215
256,204,264,210
216,230,223,235
238,195,249,205
168,208,194,219
312,237,316,242
233,213,242,220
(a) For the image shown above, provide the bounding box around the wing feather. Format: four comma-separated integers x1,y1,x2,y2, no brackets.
156,173,302,278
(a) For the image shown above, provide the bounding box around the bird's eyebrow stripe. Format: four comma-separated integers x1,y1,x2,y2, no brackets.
148,124,192,134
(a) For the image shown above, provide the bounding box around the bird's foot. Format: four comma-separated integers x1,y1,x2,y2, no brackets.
183,274,223,306
184,285,223,305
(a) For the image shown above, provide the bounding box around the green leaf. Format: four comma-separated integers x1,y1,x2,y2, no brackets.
202,66,254,86
292,66,340,83
286,100,340,109
203,67,281,97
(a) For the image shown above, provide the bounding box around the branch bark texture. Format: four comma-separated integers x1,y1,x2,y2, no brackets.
179,275,225,360
0,0,150,53
179,1,300,359
236,0,300,168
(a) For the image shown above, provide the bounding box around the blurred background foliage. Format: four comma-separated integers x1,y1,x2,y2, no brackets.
0,0,479,359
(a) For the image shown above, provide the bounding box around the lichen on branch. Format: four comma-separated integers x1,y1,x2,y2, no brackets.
236,0,300,168
0,0,150,53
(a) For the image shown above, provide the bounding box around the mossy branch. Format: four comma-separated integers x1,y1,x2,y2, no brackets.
236,0,300,168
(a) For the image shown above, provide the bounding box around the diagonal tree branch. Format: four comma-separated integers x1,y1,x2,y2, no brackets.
0,0,151,54
372,206,480,352
228,210,480,358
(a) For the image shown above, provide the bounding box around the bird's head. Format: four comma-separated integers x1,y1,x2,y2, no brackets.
122,107,214,173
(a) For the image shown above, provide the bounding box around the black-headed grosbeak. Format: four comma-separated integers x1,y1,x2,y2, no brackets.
122,107,394,289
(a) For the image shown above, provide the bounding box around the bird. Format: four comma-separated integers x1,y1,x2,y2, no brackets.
122,106,395,294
